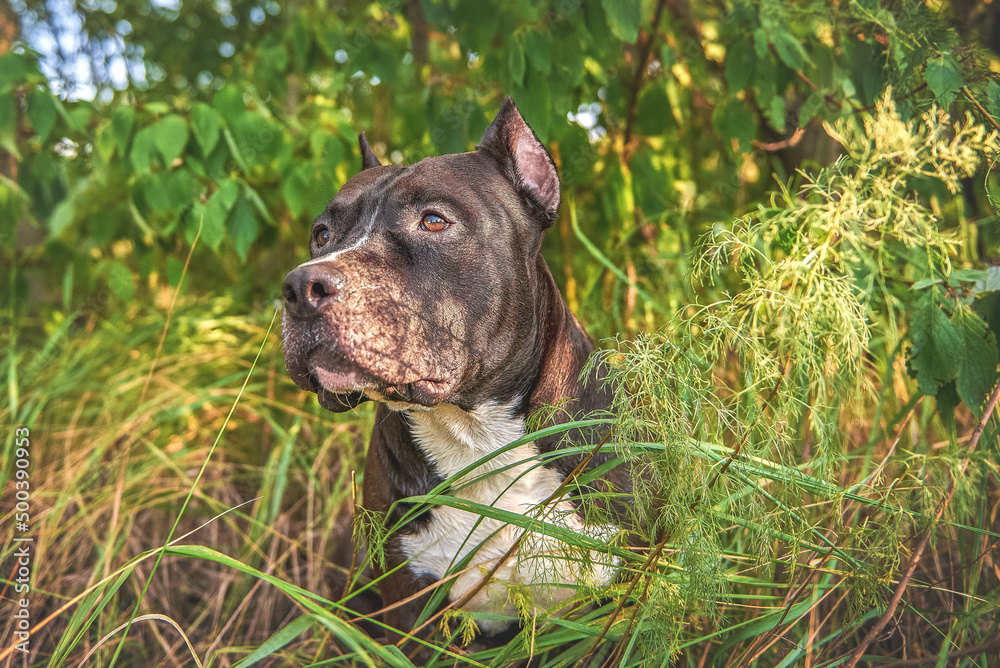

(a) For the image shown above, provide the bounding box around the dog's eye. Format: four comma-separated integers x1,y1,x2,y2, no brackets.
419,213,450,233
313,226,331,246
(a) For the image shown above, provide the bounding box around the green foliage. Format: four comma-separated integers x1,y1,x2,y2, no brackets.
587,90,1000,666
602,0,642,43
3,0,998,322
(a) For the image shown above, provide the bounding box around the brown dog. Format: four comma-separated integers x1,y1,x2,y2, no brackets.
281,98,630,636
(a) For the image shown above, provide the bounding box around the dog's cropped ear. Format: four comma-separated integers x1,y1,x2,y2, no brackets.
477,97,560,226
358,132,382,170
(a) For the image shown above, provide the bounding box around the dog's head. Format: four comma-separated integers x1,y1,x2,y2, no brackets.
281,98,561,413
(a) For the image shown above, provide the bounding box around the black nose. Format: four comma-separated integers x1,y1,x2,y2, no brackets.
282,264,344,317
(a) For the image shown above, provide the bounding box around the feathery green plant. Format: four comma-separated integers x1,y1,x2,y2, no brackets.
572,91,1000,663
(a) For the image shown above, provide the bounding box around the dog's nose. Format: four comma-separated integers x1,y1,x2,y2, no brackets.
282,264,344,317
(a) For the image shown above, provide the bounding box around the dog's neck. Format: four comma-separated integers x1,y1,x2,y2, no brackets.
527,257,597,415
405,401,526,483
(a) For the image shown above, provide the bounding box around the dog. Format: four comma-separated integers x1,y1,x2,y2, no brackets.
281,98,632,638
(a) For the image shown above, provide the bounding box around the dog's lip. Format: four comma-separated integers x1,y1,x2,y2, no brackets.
313,365,374,393
311,363,451,404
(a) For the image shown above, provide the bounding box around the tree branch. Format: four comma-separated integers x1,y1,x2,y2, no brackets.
622,0,669,158
406,0,429,67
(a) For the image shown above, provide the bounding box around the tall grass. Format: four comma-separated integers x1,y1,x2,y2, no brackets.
1,300,379,666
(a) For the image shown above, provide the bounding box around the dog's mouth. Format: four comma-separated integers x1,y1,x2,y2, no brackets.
309,359,451,410
313,365,373,394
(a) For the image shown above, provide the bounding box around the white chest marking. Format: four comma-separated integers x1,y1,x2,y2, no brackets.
400,401,618,631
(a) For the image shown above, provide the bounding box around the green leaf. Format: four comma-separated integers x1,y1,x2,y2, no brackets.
186,201,206,245
164,168,202,211
635,85,675,136
142,175,171,214
772,31,806,72
987,79,1000,119
766,95,786,133
947,269,986,288
95,123,116,162
909,300,963,395
0,92,16,142
602,0,641,43
229,196,260,262
715,99,756,153
974,292,1000,357
49,199,76,237
26,89,57,142
203,180,238,251
161,544,409,667
153,115,189,165
797,90,825,127
513,69,551,143
752,28,769,60
912,277,943,291
215,179,239,210
229,115,280,167
317,134,345,175
190,102,221,156
214,84,246,122
924,55,963,107
111,106,135,155
284,162,332,219
67,106,89,133
984,266,1000,294
106,262,135,301
200,207,225,251
935,380,961,426
952,307,999,417
898,44,929,80
507,33,526,86
659,43,676,68
0,52,33,90
243,183,278,225
725,40,755,91
130,126,156,176
282,164,308,217
525,30,552,76
166,255,186,288
231,615,319,668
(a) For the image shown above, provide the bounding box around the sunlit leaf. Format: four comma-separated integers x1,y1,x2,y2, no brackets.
924,54,963,107
27,89,57,142
111,105,135,155
229,195,260,262
952,306,999,417
190,102,221,156
910,298,963,395
106,261,134,301
153,114,189,165
602,0,641,43
203,180,238,251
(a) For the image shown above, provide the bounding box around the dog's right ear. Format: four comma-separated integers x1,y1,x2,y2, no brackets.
477,97,560,226
359,132,382,170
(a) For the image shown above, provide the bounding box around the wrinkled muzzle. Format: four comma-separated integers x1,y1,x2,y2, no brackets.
280,255,462,411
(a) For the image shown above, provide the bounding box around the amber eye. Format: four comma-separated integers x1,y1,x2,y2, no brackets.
313,226,331,246
419,213,450,233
